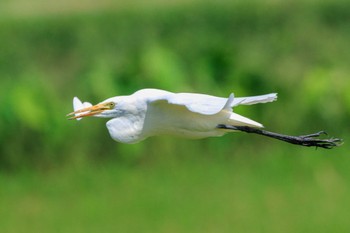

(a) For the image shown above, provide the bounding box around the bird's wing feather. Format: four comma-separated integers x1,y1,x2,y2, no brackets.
232,93,277,106
162,93,231,115
149,92,276,115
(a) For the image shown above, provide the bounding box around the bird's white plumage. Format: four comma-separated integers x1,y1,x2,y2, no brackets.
106,116,144,144
71,88,277,143
132,89,276,115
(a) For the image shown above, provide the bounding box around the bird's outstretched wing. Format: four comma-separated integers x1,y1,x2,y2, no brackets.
234,93,277,106
150,92,277,115
165,93,234,115
72,97,93,121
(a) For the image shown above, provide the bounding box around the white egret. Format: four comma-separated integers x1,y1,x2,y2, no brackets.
67,88,341,149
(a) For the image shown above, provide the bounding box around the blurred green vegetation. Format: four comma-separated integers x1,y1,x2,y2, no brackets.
0,0,349,232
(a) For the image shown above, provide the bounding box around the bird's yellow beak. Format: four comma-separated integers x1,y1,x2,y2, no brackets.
66,102,114,120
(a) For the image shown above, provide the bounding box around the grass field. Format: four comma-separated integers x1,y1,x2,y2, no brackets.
1,146,349,233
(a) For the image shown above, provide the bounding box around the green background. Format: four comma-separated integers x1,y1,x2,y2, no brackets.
0,0,349,232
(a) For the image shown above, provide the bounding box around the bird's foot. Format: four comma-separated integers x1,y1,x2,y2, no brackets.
217,125,343,149
293,131,343,149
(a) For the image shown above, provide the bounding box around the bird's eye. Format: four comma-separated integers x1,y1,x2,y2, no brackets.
108,102,115,108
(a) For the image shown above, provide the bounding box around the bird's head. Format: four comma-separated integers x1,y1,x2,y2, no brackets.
67,101,117,120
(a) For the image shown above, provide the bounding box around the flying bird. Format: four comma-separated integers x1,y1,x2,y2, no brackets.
67,88,341,149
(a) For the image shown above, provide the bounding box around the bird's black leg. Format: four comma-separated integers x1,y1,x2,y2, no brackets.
299,131,327,138
217,125,343,149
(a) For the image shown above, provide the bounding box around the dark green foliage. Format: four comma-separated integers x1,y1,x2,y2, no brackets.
0,1,349,169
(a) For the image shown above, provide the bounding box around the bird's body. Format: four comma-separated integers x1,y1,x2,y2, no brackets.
67,88,341,148
70,89,277,143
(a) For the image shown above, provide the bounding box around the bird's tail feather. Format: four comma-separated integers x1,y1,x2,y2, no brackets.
228,112,263,128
